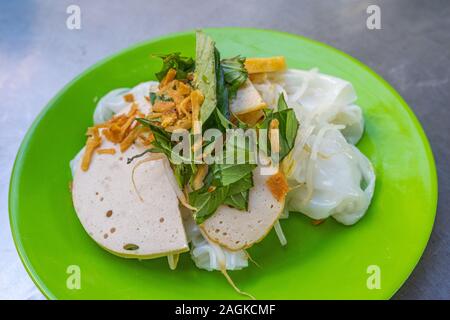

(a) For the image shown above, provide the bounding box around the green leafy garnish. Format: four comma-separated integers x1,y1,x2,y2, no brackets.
189,156,256,223
195,31,217,125
210,163,256,187
221,55,248,99
149,92,174,104
131,32,269,225
135,118,173,157
277,92,289,111
223,173,253,210
149,92,157,104
190,185,230,224
174,163,194,189
190,171,254,224
214,47,230,126
195,32,249,132
154,52,195,81
134,118,195,188
258,94,299,160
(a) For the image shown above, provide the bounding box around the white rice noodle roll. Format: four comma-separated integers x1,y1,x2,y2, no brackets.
332,104,364,145
287,128,375,225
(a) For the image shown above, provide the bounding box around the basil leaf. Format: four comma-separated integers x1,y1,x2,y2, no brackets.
258,94,299,160
134,118,196,188
154,52,195,81
190,186,230,224
223,192,248,210
227,173,254,195
190,172,254,223
277,93,288,111
278,108,298,156
189,167,254,223
214,108,234,130
223,173,253,210
135,118,174,161
212,163,256,187
174,163,193,189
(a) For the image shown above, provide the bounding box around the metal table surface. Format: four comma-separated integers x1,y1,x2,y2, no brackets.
0,0,448,300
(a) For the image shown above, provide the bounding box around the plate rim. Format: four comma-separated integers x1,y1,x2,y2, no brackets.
8,27,438,300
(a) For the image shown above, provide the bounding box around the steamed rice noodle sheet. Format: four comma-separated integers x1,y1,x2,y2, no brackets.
253,69,364,145
285,127,375,225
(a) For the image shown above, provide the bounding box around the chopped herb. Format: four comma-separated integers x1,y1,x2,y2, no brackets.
149,92,157,104
133,118,195,188
153,52,195,81
157,94,174,102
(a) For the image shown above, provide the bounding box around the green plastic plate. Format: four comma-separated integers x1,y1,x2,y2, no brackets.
9,28,437,299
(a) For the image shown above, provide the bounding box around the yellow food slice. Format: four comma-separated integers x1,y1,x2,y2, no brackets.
233,109,265,126
245,56,286,74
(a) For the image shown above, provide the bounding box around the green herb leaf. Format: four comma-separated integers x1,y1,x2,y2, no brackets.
214,48,230,126
149,92,157,104
174,163,193,189
223,191,249,211
277,93,288,111
158,94,174,102
136,118,172,156
134,118,195,188
195,31,217,125
259,94,299,160
189,164,255,223
221,55,248,99
190,186,230,224
227,173,254,194
153,52,195,81
212,163,256,187
223,172,253,210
